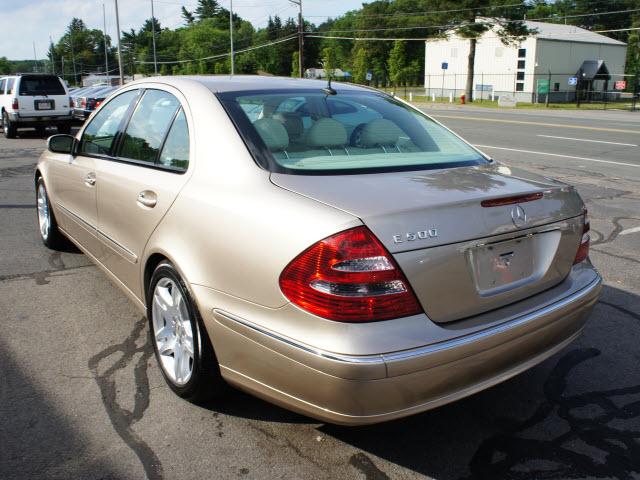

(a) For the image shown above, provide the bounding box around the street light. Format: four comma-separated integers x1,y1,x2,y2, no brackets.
229,0,234,75
150,0,158,75
114,0,125,85
288,0,303,78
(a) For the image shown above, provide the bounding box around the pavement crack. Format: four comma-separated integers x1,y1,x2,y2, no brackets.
0,264,93,285
467,348,640,479
590,248,640,265
88,316,163,480
591,217,640,246
249,424,325,470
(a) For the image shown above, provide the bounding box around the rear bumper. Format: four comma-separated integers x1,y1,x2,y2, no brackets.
7,112,72,123
205,268,602,425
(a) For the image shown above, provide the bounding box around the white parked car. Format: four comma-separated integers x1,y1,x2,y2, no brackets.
0,74,73,138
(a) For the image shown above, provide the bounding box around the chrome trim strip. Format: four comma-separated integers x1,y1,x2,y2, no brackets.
97,230,138,262
213,309,384,365
215,274,601,366
56,202,96,230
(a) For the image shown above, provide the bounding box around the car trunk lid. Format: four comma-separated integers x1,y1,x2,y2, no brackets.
271,164,585,323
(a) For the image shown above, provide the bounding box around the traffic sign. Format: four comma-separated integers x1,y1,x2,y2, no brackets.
568,77,578,86
441,62,448,70
536,79,550,94
615,80,627,90
365,71,372,81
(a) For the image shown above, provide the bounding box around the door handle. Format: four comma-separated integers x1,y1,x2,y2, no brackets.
84,172,96,187
137,190,157,208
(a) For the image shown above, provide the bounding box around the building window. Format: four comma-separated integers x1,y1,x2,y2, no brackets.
518,48,526,58
516,83,524,92
516,71,525,81
517,60,525,69
554,82,560,92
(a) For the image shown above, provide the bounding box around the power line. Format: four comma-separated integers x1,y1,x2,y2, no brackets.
305,2,525,19
135,33,297,64
309,7,640,35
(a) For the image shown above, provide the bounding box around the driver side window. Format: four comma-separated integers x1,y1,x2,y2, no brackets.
79,90,139,156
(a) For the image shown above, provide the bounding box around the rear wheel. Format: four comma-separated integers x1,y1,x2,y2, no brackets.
148,261,225,402
3,111,17,138
36,177,66,249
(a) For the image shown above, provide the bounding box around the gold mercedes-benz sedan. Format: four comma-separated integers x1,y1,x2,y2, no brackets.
35,76,601,425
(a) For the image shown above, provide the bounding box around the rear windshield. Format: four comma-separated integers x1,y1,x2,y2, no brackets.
218,89,487,175
19,75,66,96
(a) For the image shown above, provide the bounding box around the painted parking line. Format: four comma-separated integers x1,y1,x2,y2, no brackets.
473,145,640,168
430,114,640,135
536,135,638,147
619,226,640,236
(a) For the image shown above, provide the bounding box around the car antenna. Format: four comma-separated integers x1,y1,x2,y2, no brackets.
322,77,337,96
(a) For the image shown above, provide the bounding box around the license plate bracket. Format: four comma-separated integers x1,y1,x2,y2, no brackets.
35,100,54,110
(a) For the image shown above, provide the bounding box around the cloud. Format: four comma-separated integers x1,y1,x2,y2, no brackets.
0,0,363,60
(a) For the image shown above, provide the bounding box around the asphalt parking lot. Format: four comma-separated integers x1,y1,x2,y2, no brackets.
1,109,639,480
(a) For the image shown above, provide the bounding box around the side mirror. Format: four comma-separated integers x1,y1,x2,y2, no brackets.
47,134,75,154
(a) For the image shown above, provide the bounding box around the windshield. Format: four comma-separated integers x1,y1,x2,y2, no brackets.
19,75,66,96
218,89,487,175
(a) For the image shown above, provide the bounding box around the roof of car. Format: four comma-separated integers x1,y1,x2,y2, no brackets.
130,75,373,94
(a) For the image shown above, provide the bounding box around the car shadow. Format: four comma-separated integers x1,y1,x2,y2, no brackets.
201,284,640,479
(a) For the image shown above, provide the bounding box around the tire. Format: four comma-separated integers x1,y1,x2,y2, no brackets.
36,177,67,249
36,126,47,137
3,111,17,139
147,261,225,402
57,123,71,135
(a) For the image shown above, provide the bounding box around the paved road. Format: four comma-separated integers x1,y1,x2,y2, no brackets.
1,111,640,480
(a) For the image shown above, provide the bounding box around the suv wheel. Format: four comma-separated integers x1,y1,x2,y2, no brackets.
3,111,17,138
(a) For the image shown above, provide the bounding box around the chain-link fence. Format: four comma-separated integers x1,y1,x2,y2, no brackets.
424,72,640,110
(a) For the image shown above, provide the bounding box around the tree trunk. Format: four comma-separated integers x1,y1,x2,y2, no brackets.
465,37,477,102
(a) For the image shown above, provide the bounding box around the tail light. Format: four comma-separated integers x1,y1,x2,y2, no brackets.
279,226,422,322
95,100,103,108
573,212,590,264
11,98,18,110
80,98,86,108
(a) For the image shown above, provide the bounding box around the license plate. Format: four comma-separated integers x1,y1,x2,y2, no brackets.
470,236,535,294
36,100,53,110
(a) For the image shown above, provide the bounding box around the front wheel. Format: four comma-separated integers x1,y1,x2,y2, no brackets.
148,261,225,402
36,177,66,249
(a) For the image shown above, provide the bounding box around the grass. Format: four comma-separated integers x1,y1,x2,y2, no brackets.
400,95,636,111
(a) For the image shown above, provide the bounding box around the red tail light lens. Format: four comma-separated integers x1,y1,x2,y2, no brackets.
573,213,590,264
279,226,422,322
95,100,103,108
11,98,18,110
80,98,86,108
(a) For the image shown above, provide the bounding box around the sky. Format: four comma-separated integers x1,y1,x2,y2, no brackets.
0,0,365,60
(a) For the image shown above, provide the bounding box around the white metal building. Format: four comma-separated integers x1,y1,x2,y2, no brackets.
424,20,627,102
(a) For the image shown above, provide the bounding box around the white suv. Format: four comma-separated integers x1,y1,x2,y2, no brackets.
0,74,73,138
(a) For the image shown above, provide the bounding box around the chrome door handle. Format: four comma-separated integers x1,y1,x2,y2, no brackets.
84,172,96,187
137,190,157,208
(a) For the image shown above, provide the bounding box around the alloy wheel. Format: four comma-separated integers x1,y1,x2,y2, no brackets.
151,277,195,386
37,183,50,240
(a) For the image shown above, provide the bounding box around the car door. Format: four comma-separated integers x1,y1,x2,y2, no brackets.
49,89,140,258
94,87,192,300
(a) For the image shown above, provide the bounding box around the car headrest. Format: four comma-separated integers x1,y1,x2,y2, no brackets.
253,118,289,151
359,119,403,147
305,118,347,148
272,112,303,139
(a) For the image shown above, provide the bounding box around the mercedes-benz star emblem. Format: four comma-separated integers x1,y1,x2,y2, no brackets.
511,205,527,227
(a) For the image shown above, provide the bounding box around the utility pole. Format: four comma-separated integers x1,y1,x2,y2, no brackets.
69,33,78,85
49,36,56,75
289,0,303,78
103,3,110,76
150,0,158,75
229,0,235,74
114,0,125,85
33,42,38,73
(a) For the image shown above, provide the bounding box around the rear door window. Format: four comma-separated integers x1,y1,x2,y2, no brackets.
158,109,189,171
0,79,5,94
118,89,180,164
79,90,139,156
18,75,66,96
6,78,14,95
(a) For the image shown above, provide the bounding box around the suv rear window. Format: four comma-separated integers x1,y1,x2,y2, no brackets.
219,89,487,175
19,75,66,96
